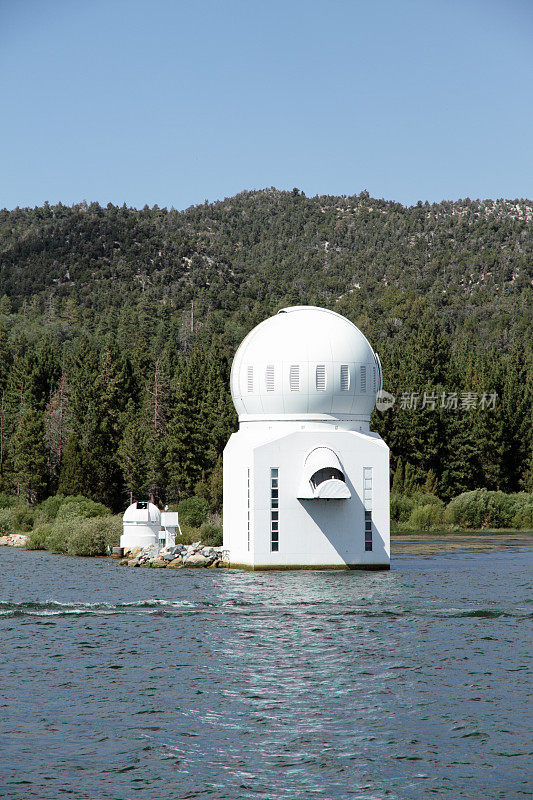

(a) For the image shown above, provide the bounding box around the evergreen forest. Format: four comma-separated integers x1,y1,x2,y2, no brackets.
0,188,531,512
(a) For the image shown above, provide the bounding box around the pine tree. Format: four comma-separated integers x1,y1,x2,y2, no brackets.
391,458,404,494
59,435,87,497
118,403,148,504
12,408,48,503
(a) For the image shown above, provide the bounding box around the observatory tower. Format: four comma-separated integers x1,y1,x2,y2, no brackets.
223,306,390,569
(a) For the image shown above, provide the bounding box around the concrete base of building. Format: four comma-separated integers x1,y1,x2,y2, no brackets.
228,562,390,571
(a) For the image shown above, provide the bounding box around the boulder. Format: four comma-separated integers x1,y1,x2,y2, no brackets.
183,552,210,566
10,534,29,547
150,557,168,568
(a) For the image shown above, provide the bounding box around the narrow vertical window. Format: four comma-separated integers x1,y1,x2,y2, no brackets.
266,364,275,392
247,468,250,551
289,365,300,391
316,364,326,391
360,365,367,393
270,468,279,552
373,366,376,392
247,366,254,393
364,511,372,552
363,467,373,551
340,364,350,391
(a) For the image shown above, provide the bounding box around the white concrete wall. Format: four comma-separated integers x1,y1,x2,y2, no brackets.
223,424,389,569
120,523,160,550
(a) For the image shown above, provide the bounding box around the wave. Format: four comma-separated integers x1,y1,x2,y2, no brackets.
0,599,530,619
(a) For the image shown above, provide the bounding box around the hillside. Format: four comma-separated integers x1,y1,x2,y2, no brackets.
0,189,531,509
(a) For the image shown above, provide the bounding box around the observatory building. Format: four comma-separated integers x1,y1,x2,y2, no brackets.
223,306,390,569
120,501,180,551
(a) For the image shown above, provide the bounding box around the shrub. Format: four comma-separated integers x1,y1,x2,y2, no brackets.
66,516,122,556
26,524,54,550
56,496,111,521
410,492,444,508
406,503,445,531
34,494,65,524
199,522,223,547
0,508,17,535
175,523,202,545
43,520,71,553
28,514,122,555
512,502,533,530
0,504,35,534
445,489,532,529
178,497,209,528
0,493,20,510
390,493,415,525
11,504,35,532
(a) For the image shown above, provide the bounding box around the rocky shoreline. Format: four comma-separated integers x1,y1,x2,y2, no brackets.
0,534,30,547
117,541,229,568
0,534,229,567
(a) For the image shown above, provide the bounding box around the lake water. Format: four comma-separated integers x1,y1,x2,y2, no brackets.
0,545,531,800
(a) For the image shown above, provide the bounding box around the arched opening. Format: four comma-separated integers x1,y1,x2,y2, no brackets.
310,467,345,490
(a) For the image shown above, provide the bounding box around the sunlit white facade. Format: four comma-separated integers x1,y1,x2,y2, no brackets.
121,502,179,550
223,306,390,569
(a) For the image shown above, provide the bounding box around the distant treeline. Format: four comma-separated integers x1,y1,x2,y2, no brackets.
0,189,531,509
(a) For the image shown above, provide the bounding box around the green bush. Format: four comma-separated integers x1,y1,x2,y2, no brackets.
390,493,415,524
0,504,35,534
11,505,35,531
406,503,445,531
66,516,122,556
56,496,111,521
41,520,71,553
178,497,209,528
28,514,122,555
512,502,533,529
34,494,65,524
199,522,223,547
175,523,202,545
445,489,532,528
26,524,54,550
0,493,20,510
0,508,17,535
410,492,444,508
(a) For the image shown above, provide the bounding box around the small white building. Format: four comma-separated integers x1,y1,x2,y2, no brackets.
223,306,390,569
120,503,182,550
121,501,161,550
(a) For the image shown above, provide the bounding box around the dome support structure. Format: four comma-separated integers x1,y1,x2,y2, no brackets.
223,305,390,570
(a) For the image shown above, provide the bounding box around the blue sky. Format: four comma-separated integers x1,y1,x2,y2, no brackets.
1,0,531,209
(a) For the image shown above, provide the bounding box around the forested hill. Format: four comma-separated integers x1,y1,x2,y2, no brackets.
0,189,531,510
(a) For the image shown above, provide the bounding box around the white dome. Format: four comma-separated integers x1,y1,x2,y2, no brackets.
231,306,382,420
123,501,161,524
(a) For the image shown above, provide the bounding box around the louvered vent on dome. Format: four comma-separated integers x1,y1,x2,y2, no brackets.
375,353,383,392
247,366,253,393
340,364,349,391
265,364,275,392
316,364,326,391
373,366,376,392
289,365,300,391
360,365,367,393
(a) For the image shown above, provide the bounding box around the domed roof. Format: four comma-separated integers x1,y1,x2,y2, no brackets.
231,306,382,419
123,501,161,524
